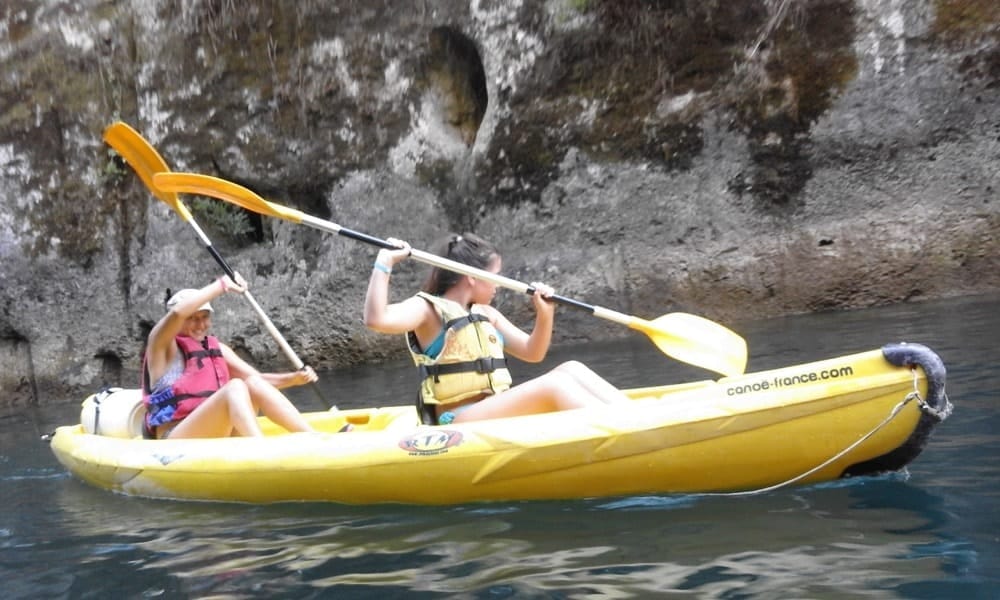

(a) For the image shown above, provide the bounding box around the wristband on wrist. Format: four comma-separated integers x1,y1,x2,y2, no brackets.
373,262,392,275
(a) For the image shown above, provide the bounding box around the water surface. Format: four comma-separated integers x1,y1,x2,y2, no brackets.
2,294,998,598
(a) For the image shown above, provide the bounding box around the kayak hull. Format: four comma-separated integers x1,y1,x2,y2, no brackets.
49,343,950,505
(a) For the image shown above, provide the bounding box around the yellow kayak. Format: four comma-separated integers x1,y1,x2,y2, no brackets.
49,343,950,505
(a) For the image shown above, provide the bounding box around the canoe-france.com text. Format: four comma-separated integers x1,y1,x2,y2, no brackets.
726,365,855,396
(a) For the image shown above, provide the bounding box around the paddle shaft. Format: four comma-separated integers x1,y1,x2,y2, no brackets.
176,217,333,408
104,123,332,408
298,213,620,317
189,221,311,369
288,213,746,376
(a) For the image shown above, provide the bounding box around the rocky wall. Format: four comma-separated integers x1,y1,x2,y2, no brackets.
0,0,997,406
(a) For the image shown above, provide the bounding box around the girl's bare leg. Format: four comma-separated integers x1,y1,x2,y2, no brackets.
244,374,315,433
552,361,630,404
455,369,608,422
167,379,263,438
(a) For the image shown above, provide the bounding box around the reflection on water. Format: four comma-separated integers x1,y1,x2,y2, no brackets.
3,294,999,597
36,475,975,598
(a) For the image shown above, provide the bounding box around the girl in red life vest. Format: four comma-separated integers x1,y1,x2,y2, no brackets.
142,274,317,439
363,233,629,425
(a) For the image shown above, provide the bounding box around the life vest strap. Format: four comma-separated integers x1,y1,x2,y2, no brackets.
442,313,490,332
419,357,508,382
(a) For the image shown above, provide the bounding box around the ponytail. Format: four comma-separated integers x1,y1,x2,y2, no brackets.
422,233,499,296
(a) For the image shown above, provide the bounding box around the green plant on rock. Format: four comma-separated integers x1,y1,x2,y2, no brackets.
188,197,254,240
102,148,127,184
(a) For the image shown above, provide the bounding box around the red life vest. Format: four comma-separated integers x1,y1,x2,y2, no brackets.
142,334,230,435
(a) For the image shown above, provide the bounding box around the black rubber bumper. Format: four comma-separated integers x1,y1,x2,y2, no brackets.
840,342,951,478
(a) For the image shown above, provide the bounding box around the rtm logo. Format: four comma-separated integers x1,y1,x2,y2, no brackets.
399,430,464,455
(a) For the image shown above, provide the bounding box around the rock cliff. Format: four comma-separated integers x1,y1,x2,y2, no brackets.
1,0,997,406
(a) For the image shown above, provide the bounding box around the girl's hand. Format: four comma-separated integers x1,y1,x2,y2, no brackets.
291,366,318,385
221,272,248,294
529,282,556,317
376,238,411,268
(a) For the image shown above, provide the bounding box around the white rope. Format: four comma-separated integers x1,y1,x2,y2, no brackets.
698,369,924,497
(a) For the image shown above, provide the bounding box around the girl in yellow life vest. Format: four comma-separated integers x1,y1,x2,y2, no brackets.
363,233,629,425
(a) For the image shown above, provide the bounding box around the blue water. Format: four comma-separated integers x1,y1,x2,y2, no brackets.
2,294,998,598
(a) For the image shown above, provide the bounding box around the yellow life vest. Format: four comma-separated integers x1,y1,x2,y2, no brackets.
407,292,512,407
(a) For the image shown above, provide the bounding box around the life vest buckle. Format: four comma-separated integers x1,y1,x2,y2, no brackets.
418,364,440,383
475,357,504,373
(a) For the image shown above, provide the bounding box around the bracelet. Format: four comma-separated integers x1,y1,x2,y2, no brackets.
373,262,392,275
218,277,228,292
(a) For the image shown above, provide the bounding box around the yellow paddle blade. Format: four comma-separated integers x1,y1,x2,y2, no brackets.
102,122,194,221
153,172,305,223
633,313,747,377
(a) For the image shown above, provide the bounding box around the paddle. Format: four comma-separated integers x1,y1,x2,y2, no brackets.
102,122,334,409
153,172,748,377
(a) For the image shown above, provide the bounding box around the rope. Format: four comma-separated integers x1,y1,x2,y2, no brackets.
699,368,926,498
909,366,951,422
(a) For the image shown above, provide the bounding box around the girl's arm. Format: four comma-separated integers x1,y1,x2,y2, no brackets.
486,283,555,363
220,343,316,389
363,239,430,334
220,342,262,381
146,276,243,380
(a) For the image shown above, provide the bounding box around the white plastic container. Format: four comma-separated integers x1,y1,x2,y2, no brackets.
80,388,146,438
